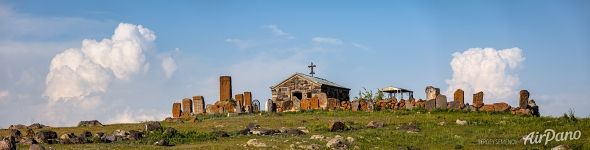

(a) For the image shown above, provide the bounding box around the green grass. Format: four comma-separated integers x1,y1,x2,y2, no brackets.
2,110,589,149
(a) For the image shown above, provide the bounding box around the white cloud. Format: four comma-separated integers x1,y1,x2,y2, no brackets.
161,53,177,79
225,38,256,49
263,24,291,37
106,108,167,124
0,90,8,103
445,47,525,104
351,42,369,50
312,37,344,45
44,23,155,103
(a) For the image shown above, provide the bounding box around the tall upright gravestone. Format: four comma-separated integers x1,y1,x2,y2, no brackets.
473,91,484,108
519,90,529,108
435,95,447,109
193,96,205,114
235,94,244,108
220,76,232,101
244,92,253,112
172,103,182,118
453,89,464,108
182,98,193,117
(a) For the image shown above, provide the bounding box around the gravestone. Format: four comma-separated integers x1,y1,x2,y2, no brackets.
317,93,328,110
435,95,447,109
293,97,301,111
182,98,193,116
252,99,260,112
425,99,436,111
172,103,181,118
351,101,360,112
220,76,232,101
300,98,310,111
366,100,374,112
449,101,460,110
235,94,244,109
453,89,464,108
327,98,339,110
481,104,495,112
193,96,205,114
244,92,252,107
519,90,529,108
235,100,242,113
473,91,484,108
493,102,511,112
266,99,274,112
425,86,440,100
310,96,320,110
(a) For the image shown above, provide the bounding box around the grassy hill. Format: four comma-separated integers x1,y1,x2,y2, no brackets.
2,109,589,149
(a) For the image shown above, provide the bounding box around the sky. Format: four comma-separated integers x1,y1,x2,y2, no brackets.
1,0,589,127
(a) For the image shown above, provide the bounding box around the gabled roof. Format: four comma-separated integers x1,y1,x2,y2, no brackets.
271,73,349,90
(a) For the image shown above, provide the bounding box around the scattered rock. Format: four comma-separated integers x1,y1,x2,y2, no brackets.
329,121,346,132
163,127,178,136
28,123,46,129
29,144,46,150
366,121,384,128
34,130,57,144
297,127,310,134
113,129,128,137
8,124,27,130
19,137,37,145
246,123,260,130
25,129,35,138
346,136,355,143
79,131,92,138
153,139,171,146
251,128,276,135
397,122,420,133
212,131,229,137
298,144,321,150
246,139,267,148
144,121,162,133
285,128,305,135
326,135,348,149
77,120,103,127
310,135,326,141
438,122,446,126
10,129,21,139
0,137,16,150
127,130,143,140
456,120,467,126
551,144,569,150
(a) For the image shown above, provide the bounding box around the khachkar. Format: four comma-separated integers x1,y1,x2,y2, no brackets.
193,96,205,114
244,91,253,113
220,76,232,101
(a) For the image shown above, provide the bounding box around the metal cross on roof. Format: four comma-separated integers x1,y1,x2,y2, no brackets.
308,62,316,77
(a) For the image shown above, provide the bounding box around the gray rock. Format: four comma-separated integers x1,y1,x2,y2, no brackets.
163,127,177,136
19,137,37,145
9,129,21,139
329,121,346,132
113,129,128,137
0,137,16,150
366,121,384,128
127,130,143,140
77,120,103,127
153,139,171,146
246,139,267,148
144,121,162,133
251,128,276,135
34,130,57,144
326,135,348,149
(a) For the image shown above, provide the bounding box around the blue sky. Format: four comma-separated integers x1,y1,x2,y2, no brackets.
0,0,589,126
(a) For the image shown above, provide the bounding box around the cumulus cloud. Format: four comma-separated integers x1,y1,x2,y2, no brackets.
161,50,178,79
106,108,167,124
445,47,525,103
44,23,155,103
312,37,344,45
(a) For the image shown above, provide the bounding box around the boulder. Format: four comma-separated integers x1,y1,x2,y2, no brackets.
28,123,46,129
127,130,143,140
19,137,37,145
328,121,346,132
34,130,57,144
251,128,276,135
529,100,540,117
144,121,162,133
163,127,177,136
29,144,46,150
77,120,103,127
153,139,171,146
493,103,511,112
79,131,92,138
113,129,128,137
456,119,467,126
8,124,27,130
326,135,348,149
397,122,420,133
10,129,21,139
366,121,384,128
246,139,267,148
0,137,16,150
